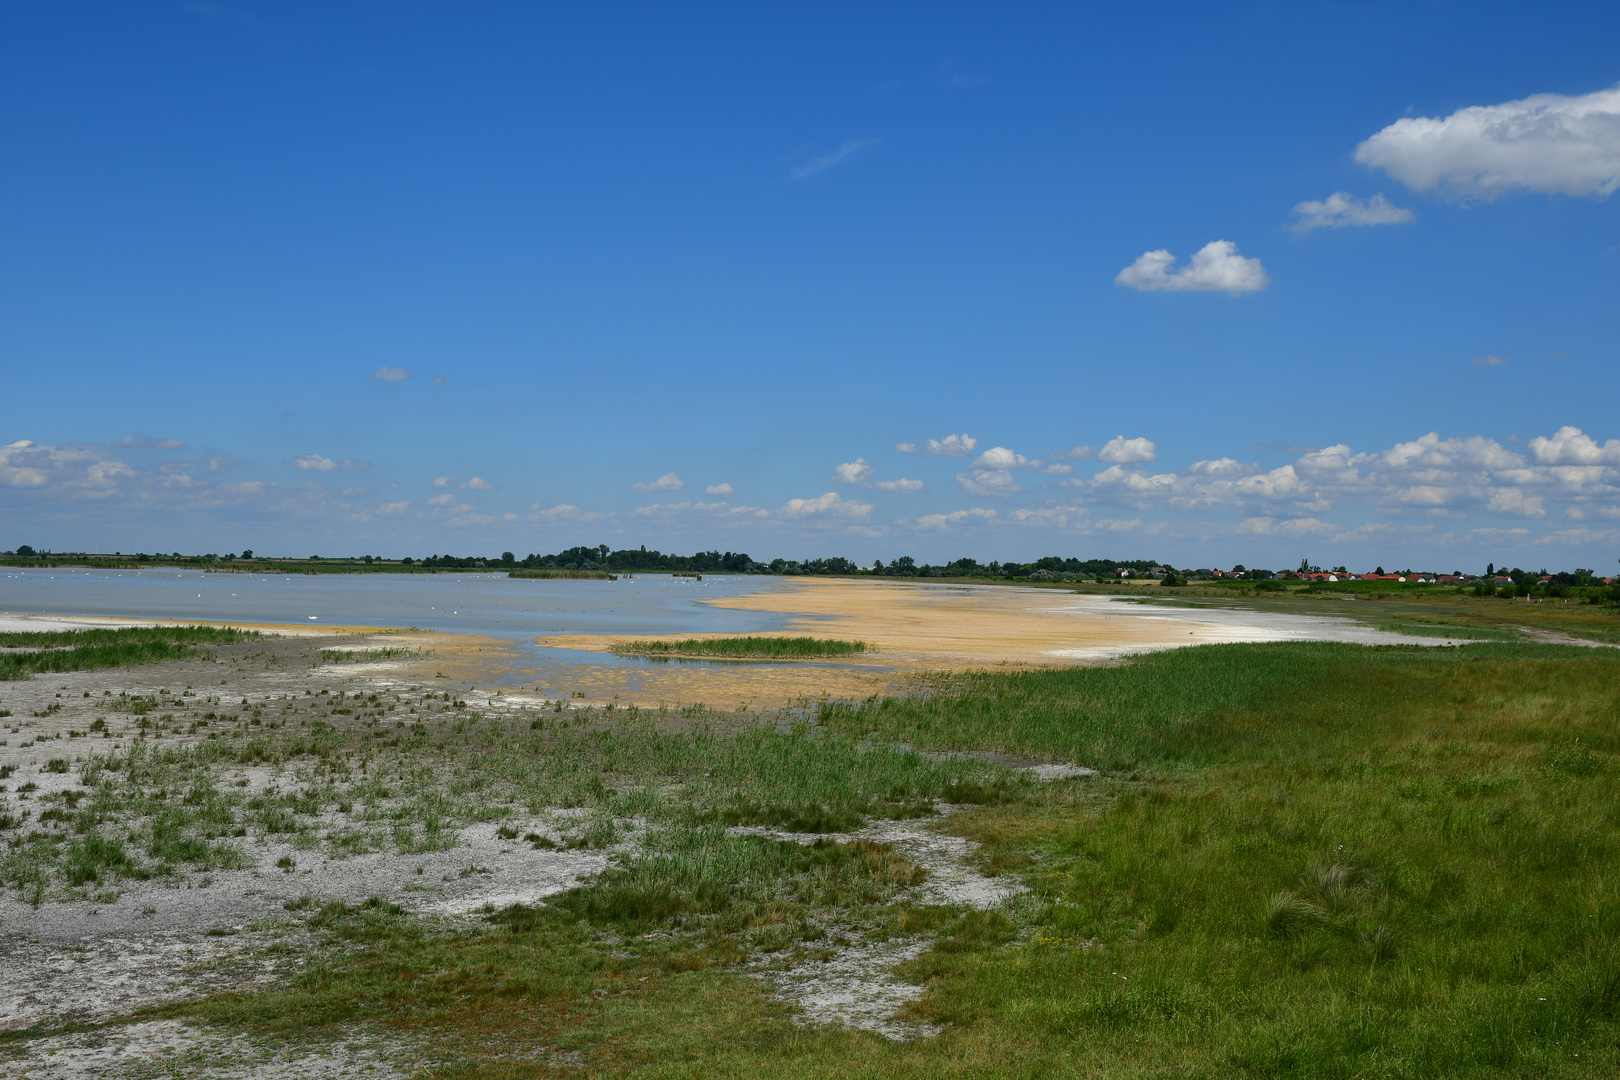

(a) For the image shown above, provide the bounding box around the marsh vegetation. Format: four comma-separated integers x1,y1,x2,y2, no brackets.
508,568,618,580
2,612,1617,1077
611,636,870,660
0,625,260,681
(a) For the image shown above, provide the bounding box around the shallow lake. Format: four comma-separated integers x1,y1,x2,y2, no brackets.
0,566,799,642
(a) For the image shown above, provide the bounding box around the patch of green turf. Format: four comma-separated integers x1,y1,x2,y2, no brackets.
819,641,1620,771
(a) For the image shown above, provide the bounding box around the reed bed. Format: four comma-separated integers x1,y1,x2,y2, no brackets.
610,635,868,660
317,647,420,663
0,626,258,680
508,568,617,580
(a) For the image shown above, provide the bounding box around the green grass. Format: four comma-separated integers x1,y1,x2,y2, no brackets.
612,635,869,659
19,642,1620,1076
0,625,259,680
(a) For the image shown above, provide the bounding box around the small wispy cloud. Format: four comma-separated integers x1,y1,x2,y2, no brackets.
706,482,735,497
788,138,883,181
916,507,997,530
1290,192,1413,232
461,477,495,490
902,433,975,456
1097,436,1158,463
778,491,873,519
115,432,187,450
833,458,923,492
292,454,337,471
1472,353,1511,367
632,472,685,493
370,366,410,382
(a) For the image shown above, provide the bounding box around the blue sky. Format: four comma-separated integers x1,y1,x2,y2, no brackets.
3,2,1619,572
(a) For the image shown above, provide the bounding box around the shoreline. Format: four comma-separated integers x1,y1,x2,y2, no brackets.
4,573,1483,711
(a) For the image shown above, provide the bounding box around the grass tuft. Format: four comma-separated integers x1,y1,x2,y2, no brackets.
318,647,418,663
611,636,868,660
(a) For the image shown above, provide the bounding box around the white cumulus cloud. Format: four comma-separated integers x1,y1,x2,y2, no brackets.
874,478,924,493
461,477,495,490
1098,436,1158,464
292,454,336,471
1188,457,1258,477
1355,83,1620,200
432,476,455,488
705,482,734,497
832,459,873,485
972,446,1029,470
632,472,685,493
1290,192,1413,232
1115,241,1269,295
955,443,1080,496
1529,426,1620,466
925,433,977,456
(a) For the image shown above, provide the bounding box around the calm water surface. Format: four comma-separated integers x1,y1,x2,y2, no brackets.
0,567,800,642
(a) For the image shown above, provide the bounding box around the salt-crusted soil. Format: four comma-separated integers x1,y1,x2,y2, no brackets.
735,801,1041,1041
10,1019,421,1079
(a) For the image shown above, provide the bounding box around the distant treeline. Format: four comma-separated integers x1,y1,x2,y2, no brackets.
5,546,1612,599
0,543,1166,581
424,546,1168,581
